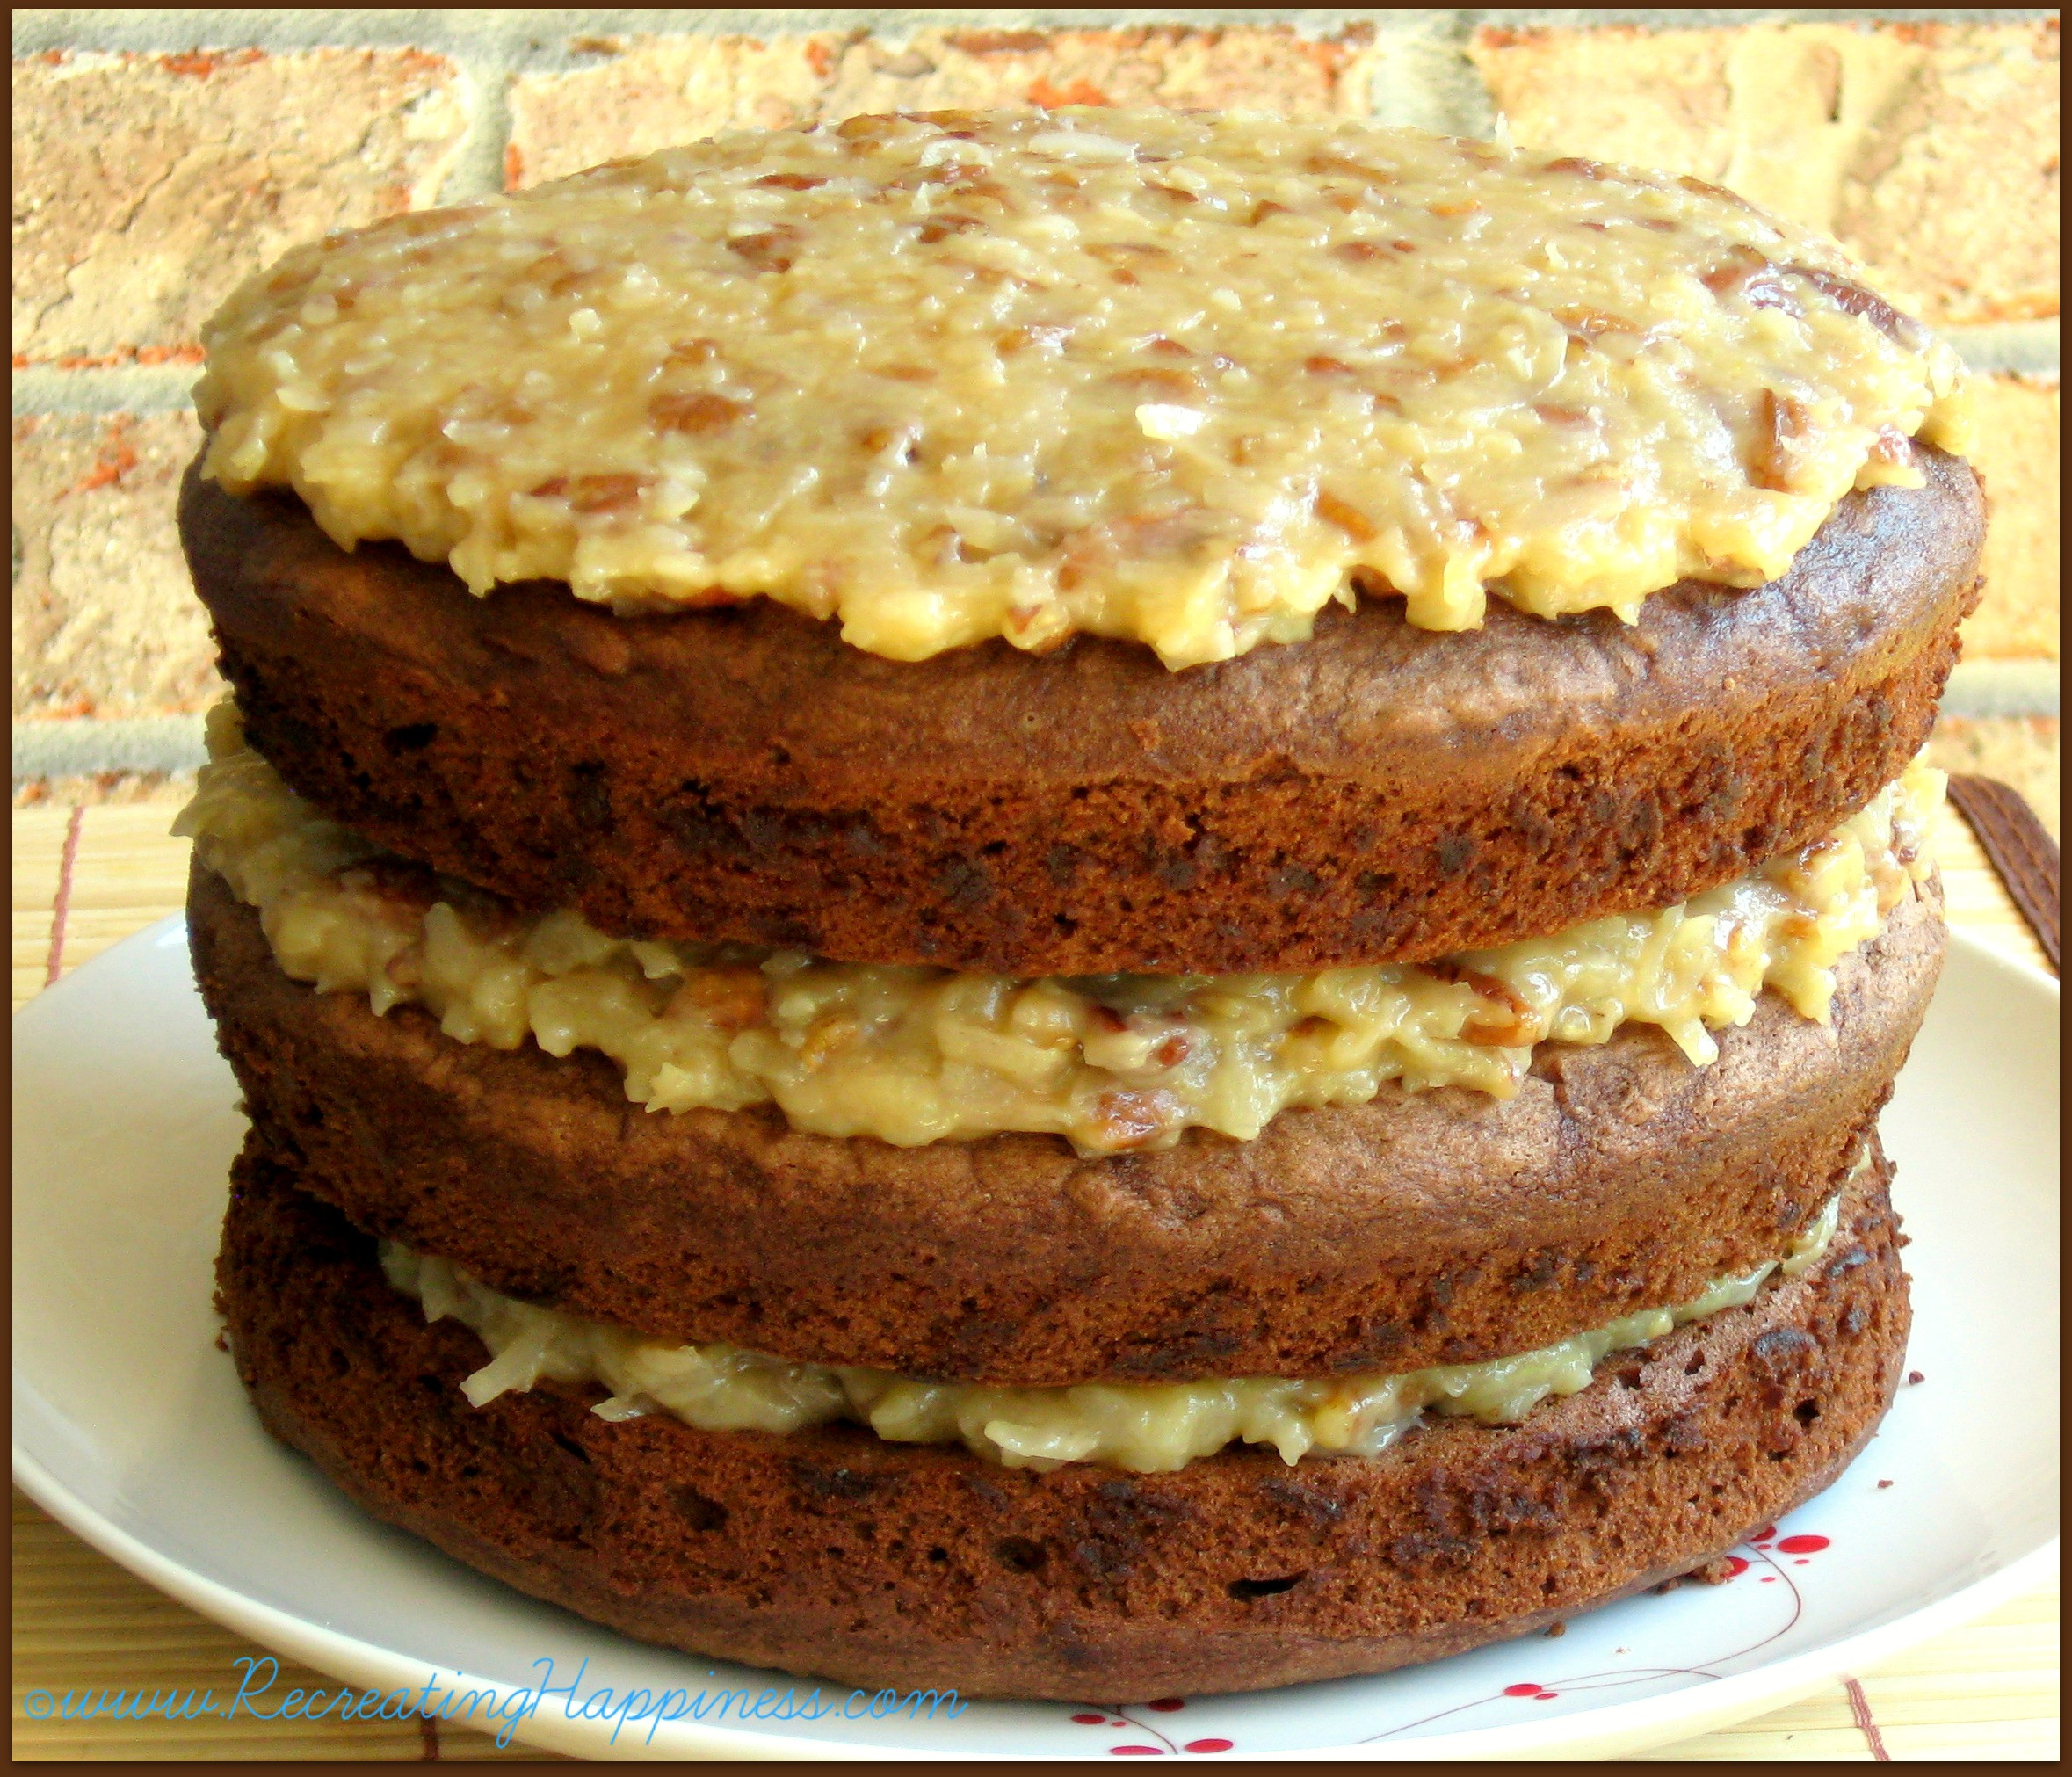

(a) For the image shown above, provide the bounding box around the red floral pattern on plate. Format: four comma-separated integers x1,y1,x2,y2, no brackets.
1061,1507,1848,1752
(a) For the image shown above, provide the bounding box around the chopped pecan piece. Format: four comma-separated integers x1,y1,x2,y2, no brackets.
1782,264,1928,350
1749,388,1813,492
668,966,768,1032
564,474,648,514
1700,243,1770,296
651,391,746,433
916,213,982,243
1110,366,1200,398
1003,603,1074,653
918,523,982,564
1304,153,1395,185
527,474,649,513
1554,305,1636,338
800,1012,861,1068
1316,490,1377,540
943,171,1011,205
727,228,801,272
1057,510,1230,588
1677,173,1757,213
1087,1089,1181,1151
1429,964,1537,1046
996,323,1071,355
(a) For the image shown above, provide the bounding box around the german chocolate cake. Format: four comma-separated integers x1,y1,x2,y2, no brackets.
178,110,1981,1700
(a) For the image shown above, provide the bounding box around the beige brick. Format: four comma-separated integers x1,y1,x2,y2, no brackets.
1469,18,2059,326
12,48,471,362
1925,715,2060,838
11,411,217,721
1960,374,2060,662
1472,25,1735,174
1832,21,2060,330
506,33,839,185
508,25,1365,187
816,25,1359,127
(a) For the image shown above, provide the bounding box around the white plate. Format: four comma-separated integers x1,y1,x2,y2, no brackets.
13,918,2059,1760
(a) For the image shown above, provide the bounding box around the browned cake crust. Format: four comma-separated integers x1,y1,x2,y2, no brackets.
190,858,1942,1382
218,1146,1909,1702
180,453,1981,973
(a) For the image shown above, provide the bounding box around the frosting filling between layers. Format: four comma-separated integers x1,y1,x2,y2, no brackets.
195,111,1970,667
380,1186,1845,1474
177,703,1942,1155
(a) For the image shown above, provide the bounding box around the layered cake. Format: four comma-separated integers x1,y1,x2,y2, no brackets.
180,111,1981,1700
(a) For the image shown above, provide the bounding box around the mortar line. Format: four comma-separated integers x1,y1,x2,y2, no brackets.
439,47,518,203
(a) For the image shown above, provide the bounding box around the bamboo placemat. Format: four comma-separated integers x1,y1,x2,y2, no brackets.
11,802,2059,1761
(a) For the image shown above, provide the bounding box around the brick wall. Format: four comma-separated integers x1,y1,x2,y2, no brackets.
12,8,2060,820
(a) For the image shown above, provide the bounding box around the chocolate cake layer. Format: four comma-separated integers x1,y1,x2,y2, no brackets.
218,1147,1909,1701
191,858,1942,1383
181,452,1980,974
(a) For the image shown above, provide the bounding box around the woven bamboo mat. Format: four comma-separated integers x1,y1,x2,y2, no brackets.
11,802,2058,1761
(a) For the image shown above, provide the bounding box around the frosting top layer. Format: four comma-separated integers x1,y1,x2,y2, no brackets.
197,109,1971,669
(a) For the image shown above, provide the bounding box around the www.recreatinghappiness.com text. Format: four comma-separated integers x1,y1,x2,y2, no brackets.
20,1654,968,1747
